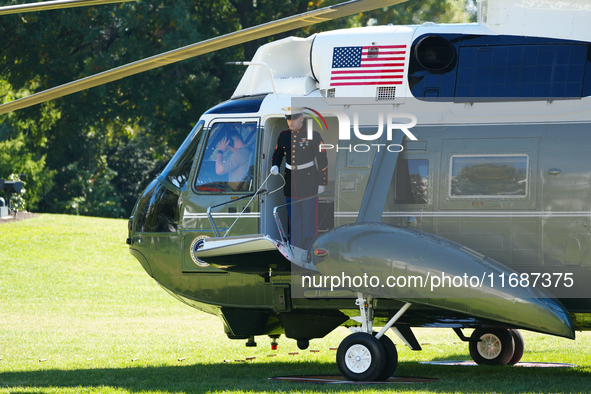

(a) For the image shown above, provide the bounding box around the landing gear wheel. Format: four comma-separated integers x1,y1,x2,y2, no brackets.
469,327,515,366
508,329,524,365
337,333,386,381
375,334,398,381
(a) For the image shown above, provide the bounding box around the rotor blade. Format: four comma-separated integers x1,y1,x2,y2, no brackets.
0,0,408,115
0,0,136,16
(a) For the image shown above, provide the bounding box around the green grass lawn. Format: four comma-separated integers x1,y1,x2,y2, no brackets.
1,214,591,393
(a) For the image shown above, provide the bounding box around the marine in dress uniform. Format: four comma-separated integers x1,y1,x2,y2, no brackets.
271,107,328,250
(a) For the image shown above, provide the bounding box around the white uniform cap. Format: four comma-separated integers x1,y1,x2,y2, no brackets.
281,106,304,115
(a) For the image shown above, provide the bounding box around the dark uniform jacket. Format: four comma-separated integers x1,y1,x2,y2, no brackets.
272,127,328,198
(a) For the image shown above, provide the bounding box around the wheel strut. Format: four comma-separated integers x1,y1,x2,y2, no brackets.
375,302,412,339
351,292,374,333
338,295,412,381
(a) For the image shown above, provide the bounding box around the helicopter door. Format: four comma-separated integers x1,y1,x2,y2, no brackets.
181,119,260,271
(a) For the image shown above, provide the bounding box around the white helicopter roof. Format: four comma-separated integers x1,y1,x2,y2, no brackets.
232,0,591,101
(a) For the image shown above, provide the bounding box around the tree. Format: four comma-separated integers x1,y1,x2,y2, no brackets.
361,0,476,26
0,131,57,209
0,0,476,217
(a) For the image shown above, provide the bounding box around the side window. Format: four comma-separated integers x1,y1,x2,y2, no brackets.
161,120,204,192
135,180,180,233
450,155,528,198
393,159,429,204
194,122,257,193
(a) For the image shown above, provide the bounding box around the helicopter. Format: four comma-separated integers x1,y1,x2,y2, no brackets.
3,0,591,383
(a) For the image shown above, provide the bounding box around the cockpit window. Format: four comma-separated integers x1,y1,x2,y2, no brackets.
194,122,257,193
161,120,205,192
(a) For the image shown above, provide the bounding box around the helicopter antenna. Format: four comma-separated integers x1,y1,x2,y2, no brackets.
0,0,137,16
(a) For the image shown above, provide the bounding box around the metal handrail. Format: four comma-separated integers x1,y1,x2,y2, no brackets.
272,190,332,246
206,189,266,237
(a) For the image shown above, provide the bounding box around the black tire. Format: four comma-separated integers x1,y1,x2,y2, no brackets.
469,327,515,366
336,333,386,381
375,334,398,381
508,329,524,365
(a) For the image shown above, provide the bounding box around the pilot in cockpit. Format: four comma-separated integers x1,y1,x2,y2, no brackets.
215,129,252,191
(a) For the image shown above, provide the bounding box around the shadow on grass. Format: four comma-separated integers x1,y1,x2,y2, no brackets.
2,360,591,393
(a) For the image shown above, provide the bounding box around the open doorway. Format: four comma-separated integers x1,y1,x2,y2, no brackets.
260,116,338,243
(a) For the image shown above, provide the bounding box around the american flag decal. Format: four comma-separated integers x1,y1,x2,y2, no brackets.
330,45,406,87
